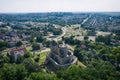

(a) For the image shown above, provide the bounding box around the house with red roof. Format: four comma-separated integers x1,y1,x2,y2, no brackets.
10,46,26,61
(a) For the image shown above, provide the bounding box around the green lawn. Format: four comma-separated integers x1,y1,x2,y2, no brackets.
26,46,32,51
32,51,49,64
39,52,48,64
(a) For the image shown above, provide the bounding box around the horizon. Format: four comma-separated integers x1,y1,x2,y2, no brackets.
0,0,120,13
0,12,120,14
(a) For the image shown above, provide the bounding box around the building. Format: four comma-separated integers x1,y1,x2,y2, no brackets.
46,41,77,70
10,46,26,61
39,43,46,50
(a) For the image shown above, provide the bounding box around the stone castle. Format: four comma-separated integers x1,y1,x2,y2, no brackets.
46,41,77,69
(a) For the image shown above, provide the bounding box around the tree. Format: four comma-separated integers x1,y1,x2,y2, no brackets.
0,64,17,80
0,64,27,80
102,47,120,71
42,40,51,47
30,38,35,43
0,54,4,66
64,36,75,45
84,36,89,41
22,58,41,73
99,47,109,54
15,64,27,80
87,30,96,36
0,54,10,65
0,41,8,51
74,47,84,62
16,41,22,47
32,43,40,51
57,61,120,80
36,36,43,43
16,55,24,64
95,35,111,45
24,51,32,58
28,72,60,80
34,57,40,62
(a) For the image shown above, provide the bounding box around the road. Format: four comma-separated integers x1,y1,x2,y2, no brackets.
43,17,89,48
80,15,91,26
37,17,89,67
46,15,90,41
54,27,66,41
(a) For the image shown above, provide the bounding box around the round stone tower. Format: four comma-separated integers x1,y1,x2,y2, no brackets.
46,41,77,70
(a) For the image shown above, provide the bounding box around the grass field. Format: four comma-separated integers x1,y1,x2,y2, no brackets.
39,52,48,64
26,46,32,51
32,51,49,64
65,24,87,37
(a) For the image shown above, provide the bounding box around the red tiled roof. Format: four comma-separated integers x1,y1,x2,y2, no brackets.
40,30,44,33
10,46,26,54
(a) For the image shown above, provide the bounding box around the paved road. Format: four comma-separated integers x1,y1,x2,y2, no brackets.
54,27,66,41
44,27,66,41
46,15,90,41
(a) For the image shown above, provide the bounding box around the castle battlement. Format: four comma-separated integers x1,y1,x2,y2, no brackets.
46,41,77,69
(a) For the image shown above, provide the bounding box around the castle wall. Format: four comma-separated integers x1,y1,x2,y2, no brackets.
46,43,77,69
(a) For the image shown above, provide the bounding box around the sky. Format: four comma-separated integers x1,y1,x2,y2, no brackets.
0,0,120,13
